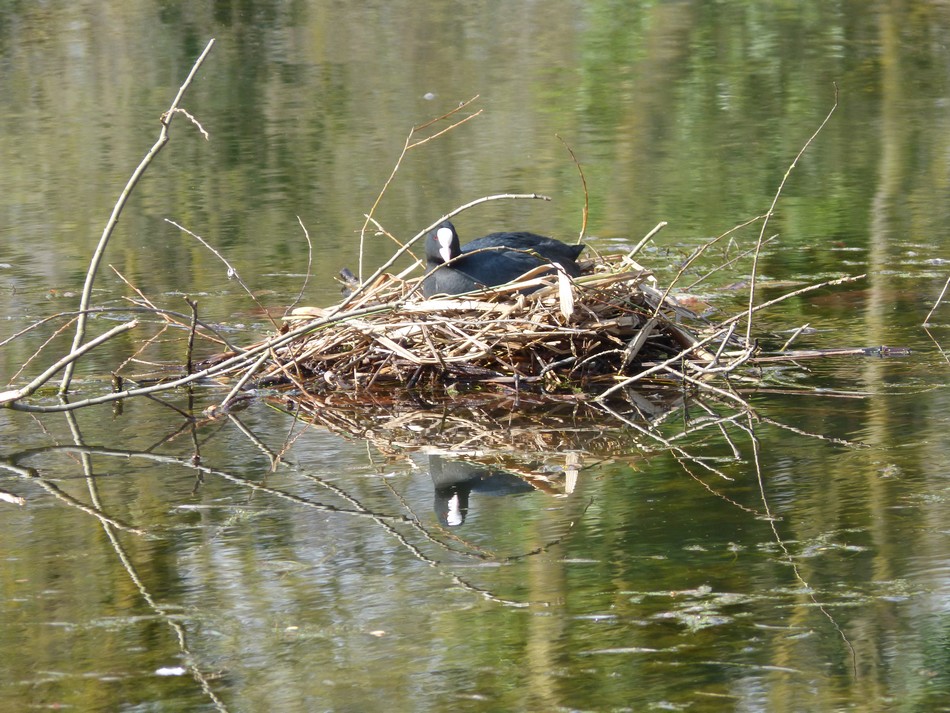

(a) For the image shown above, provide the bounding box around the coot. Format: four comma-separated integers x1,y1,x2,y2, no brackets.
422,220,584,297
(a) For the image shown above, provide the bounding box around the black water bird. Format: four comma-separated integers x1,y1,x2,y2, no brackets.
422,220,584,297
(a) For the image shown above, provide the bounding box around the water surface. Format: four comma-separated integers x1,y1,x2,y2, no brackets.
1,2,949,711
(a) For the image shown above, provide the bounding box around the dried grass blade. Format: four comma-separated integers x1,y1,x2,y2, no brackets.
557,270,575,321
622,317,659,369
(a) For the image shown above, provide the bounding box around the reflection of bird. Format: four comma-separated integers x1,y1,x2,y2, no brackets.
422,220,584,297
429,455,535,527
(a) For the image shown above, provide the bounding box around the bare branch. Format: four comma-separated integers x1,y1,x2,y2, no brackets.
60,38,216,394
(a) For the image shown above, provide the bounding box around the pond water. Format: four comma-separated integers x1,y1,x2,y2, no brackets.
2,2,949,712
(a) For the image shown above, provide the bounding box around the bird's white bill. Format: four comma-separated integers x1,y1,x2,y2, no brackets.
437,226,455,263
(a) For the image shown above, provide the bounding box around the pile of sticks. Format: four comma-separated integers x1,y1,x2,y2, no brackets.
247,255,746,400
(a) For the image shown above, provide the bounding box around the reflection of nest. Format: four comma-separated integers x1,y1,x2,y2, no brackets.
248,255,731,400
275,391,685,461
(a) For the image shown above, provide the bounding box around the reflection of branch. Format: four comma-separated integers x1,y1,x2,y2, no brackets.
735,414,858,675
370,508,531,607
60,407,227,710
0,488,25,506
9,444,409,521
0,460,144,534
383,478,501,560
227,413,282,466
13,441,535,607
502,497,595,562
597,401,735,481
292,465,541,606
757,414,867,449
670,452,762,516
101,522,230,711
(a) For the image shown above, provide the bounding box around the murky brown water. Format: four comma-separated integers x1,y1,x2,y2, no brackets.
2,2,949,711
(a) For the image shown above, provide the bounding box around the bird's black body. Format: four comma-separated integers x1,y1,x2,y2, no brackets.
422,220,584,297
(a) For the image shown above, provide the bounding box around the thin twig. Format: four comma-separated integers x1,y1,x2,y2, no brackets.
2,305,234,351
285,216,314,316
779,323,811,352
335,193,551,315
653,215,768,318
6,316,77,385
358,96,482,281
164,219,280,331
745,84,838,344
626,221,668,260
923,273,950,326
556,134,589,243
185,298,199,375
362,215,426,280
683,233,777,291
219,350,270,409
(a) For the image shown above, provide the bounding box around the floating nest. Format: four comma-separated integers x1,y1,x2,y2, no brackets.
231,253,750,402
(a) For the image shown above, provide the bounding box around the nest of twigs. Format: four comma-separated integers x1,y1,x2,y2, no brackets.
238,253,748,401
